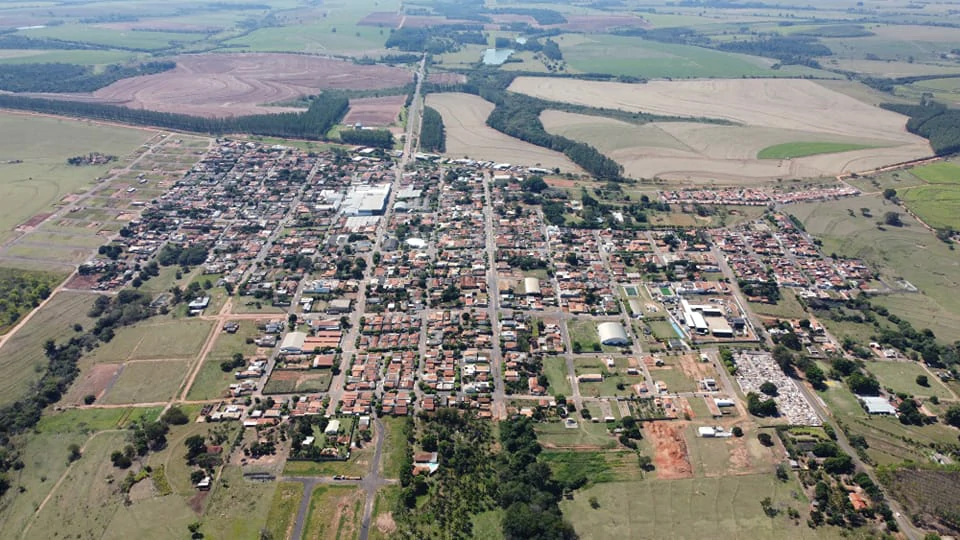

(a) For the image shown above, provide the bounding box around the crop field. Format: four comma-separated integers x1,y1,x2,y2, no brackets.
823,24,960,64
343,95,406,127
85,319,213,363
0,49,142,65
561,474,838,540
558,34,830,79
0,112,153,243
302,485,363,540
59,54,415,118
881,467,960,531
757,142,877,160
863,360,954,399
0,291,96,405
789,195,960,343
910,161,960,184
424,92,581,172
527,79,928,183
900,185,960,230
99,359,188,404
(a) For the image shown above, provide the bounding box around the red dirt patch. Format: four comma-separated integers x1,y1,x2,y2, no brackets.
358,12,403,28
17,212,52,230
545,177,576,188
647,421,693,479
41,54,414,118
343,95,406,127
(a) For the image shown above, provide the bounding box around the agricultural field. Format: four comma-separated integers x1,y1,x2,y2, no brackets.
343,95,406,127
71,54,414,118
757,142,877,160
525,78,928,183
789,195,960,343
0,112,154,245
424,92,581,172
557,33,832,79
562,472,841,540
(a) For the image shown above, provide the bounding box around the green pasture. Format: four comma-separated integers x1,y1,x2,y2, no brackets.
757,142,876,160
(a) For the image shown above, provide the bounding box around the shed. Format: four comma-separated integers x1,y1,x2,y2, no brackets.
523,277,541,296
859,396,897,415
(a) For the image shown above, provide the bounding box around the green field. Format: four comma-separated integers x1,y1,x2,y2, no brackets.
0,49,142,65
561,474,838,540
18,25,206,50
186,320,260,400
264,482,304,540
302,485,363,540
379,416,409,479
910,161,960,184
864,360,954,399
544,356,573,396
535,420,617,450
757,142,876,160
560,34,832,79
99,359,188,404
0,113,152,243
789,195,960,343
541,450,649,484
86,319,213,363
0,291,96,405
900,185,960,230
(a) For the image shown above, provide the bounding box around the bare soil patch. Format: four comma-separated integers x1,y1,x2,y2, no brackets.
343,95,405,127
647,421,693,479
375,512,397,535
426,92,581,172
17,212,52,231
40,54,413,118
62,363,120,405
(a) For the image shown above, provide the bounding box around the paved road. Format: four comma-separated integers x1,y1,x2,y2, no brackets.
482,171,508,419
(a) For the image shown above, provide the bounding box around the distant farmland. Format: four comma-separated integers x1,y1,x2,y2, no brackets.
521,78,931,183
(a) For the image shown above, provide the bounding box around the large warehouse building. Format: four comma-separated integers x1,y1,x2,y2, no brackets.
597,322,629,346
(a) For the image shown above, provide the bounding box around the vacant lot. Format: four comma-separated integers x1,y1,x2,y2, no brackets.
562,474,832,540
343,95,406,127
864,360,953,399
86,319,213,363
521,78,930,182
303,485,363,540
425,92,580,172
0,112,152,242
99,359,188,404
55,54,413,118
264,482,304,540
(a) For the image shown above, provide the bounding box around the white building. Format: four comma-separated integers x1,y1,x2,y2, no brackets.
597,322,629,346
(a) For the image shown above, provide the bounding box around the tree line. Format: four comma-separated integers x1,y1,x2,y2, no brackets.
716,36,831,67
419,106,445,152
338,128,394,148
0,92,348,140
0,61,175,93
881,101,960,156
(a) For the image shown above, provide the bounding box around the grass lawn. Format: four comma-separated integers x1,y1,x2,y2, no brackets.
37,406,162,434
561,474,838,540
568,319,600,350
282,453,370,478
99,359,188,404
650,367,698,393
544,356,573,396
264,482,304,540
863,360,953,399
541,450,649,485
0,112,152,243
471,509,505,540
757,142,876,159
535,420,617,450
0,291,96,406
302,485,363,540
87,319,213,363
